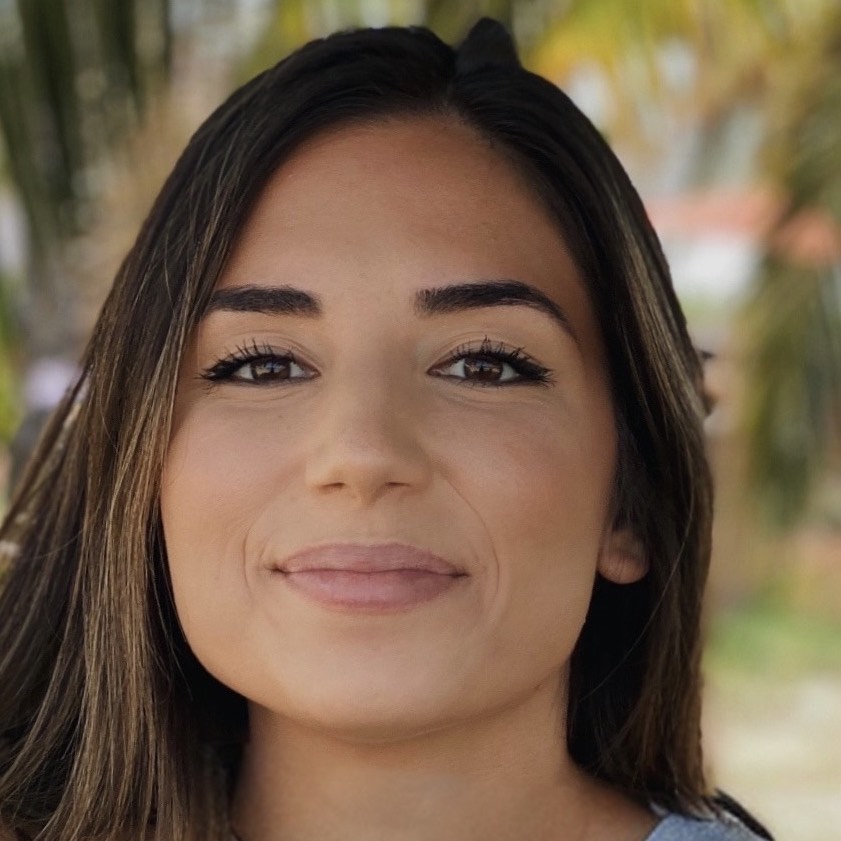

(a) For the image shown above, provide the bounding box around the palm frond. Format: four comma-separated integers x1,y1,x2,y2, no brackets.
741,2,841,527
741,260,841,527
0,271,22,443
0,0,175,260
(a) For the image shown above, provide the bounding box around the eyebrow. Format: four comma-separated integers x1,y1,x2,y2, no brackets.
414,280,576,341
205,279,576,341
206,285,321,316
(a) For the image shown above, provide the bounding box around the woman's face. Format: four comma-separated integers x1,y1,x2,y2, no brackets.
161,117,645,740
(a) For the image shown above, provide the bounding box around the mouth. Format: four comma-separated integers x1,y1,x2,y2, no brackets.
274,542,467,612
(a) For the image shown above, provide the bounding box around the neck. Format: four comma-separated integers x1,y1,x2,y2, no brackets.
230,677,654,841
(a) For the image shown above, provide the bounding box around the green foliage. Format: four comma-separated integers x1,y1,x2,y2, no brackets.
741,4,841,528
0,275,21,443
742,260,841,528
0,0,173,263
0,0,175,366
705,596,841,677
0,358,20,445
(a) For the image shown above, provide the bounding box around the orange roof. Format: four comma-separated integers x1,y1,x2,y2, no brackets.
646,187,841,267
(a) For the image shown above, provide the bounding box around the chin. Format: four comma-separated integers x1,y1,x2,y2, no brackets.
241,662,477,744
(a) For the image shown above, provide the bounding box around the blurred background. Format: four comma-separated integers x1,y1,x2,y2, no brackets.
0,0,838,836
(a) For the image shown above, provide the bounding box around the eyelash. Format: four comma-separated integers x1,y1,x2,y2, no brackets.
199,337,554,388
439,338,554,387
200,340,302,384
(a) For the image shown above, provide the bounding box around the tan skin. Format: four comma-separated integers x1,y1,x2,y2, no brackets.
162,116,656,841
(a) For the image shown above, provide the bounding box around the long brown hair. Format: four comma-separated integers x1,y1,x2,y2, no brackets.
1,18,717,841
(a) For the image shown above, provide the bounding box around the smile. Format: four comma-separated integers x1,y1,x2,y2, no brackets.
275,542,468,612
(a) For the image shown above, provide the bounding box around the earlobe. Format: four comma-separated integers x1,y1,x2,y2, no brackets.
598,528,649,584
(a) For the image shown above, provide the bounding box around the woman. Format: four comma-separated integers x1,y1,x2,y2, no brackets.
0,18,772,841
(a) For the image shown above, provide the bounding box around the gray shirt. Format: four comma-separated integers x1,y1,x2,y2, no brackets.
229,812,769,841
646,813,769,840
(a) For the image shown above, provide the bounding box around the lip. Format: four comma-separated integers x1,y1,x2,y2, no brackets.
274,542,467,612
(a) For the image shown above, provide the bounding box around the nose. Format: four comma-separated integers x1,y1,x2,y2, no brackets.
303,373,433,506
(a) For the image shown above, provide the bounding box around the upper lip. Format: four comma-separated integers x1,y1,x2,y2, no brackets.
276,542,465,575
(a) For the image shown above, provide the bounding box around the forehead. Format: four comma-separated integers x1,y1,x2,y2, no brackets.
227,116,566,269
216,116,604,361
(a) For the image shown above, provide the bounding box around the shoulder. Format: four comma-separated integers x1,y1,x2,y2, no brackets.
644,812,770,841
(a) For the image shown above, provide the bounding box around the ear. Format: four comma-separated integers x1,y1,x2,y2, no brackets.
598,527,649,585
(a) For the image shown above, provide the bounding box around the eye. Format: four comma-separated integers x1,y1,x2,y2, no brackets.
201,342,314,385
430,339,553,387
231,356,308,383
436,355,518,383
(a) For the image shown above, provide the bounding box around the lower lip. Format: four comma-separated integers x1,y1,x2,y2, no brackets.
278,569,463,612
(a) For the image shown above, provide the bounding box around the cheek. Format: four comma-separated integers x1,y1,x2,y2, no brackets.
434,397,616,674
438,397,616,556
163,401,305,526
160,403,303,637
